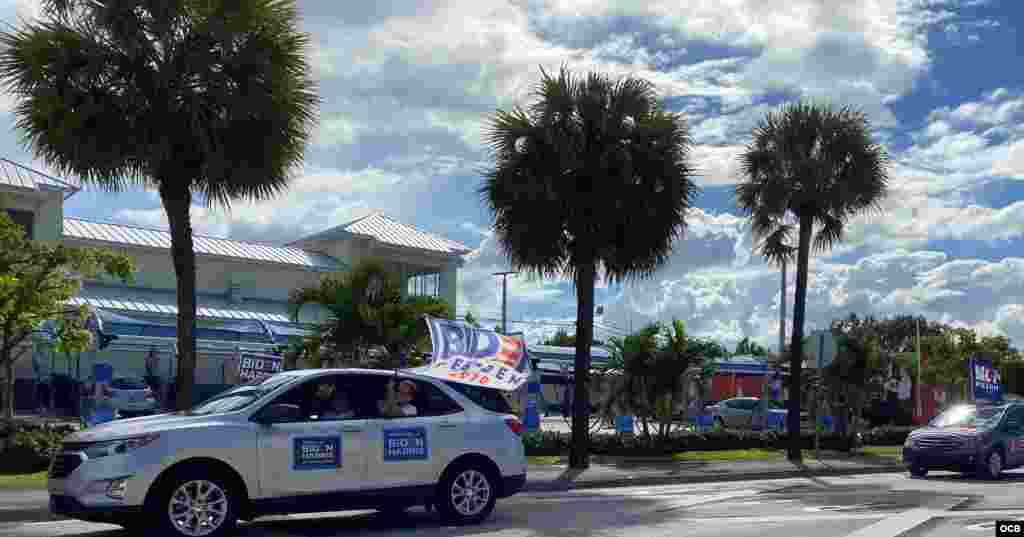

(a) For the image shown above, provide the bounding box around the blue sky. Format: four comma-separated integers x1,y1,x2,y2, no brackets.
2,0,1024,350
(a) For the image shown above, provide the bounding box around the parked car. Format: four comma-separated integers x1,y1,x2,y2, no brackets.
904,402,1024,479
82,376,159,419
48,369,527,536
707,397,810,430
108,377,159,417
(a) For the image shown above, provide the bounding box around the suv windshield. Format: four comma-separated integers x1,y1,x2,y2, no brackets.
444,382,514,414
186,373,300,416
929,405,1006,429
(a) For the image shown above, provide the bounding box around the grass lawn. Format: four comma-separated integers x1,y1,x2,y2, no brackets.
0,471,47,490
859,445,903,459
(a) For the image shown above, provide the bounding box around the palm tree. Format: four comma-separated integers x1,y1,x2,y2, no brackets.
290,259,451,369
481,67,698,468
0,0,318,410
735,101,889,461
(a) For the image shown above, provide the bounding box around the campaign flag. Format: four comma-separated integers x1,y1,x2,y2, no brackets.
421,316,530,391
970,356,1002,403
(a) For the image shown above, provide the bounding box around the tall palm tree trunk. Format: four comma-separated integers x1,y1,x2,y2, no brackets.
570,260,596,469
787,215,813,461
161,183,198,412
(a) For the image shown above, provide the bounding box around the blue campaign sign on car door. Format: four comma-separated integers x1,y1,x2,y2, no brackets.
293,436,341,470
383,427,429,462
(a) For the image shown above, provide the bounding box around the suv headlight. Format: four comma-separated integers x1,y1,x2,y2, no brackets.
83,434,160,459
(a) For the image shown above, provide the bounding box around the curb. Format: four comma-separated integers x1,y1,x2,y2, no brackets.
520,464,907,492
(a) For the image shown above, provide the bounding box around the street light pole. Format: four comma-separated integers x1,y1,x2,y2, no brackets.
494,271,517,334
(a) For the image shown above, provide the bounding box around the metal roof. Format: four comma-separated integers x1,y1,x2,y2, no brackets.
292,211,472,256
529,344,613,359
67,295,293,323
63,218,343,271
0,159,79,197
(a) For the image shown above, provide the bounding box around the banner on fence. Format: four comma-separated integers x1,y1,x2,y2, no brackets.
970,356,1002,403
237,352,283,383
420,316,530,391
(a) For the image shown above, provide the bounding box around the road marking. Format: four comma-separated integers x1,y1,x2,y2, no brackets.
939,510,1024,518
689,514,889,523
1,520,84,527
841,508,935,537
654,489,761,513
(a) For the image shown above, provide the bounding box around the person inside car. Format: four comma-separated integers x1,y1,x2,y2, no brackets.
380,379,418,417
311,381,355,419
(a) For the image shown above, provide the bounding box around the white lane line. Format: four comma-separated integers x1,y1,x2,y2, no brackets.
939,510,1024,518
689,514,889,523
521,483,776,499
0,520,85,527
654,489,761,513
841,508,935,537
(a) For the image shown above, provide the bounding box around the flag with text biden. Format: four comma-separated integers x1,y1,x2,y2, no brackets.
423,316,529,391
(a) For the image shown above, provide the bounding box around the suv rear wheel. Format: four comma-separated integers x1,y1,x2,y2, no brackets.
435,462,497,525
978,449,1004,480
147,465,239,537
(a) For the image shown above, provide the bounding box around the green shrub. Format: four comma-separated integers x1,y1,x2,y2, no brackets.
0,420,73,475
521,428,879,456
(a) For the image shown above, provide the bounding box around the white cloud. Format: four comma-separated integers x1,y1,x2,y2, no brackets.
993,140,1024,179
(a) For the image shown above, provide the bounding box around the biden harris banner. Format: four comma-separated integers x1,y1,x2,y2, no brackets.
421,316,530,391
970,356,1002,403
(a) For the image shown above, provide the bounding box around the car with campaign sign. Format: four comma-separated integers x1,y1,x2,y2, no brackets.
903,402,1024,479
46,368,527,537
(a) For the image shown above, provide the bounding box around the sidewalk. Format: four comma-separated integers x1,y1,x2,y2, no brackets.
521,453,906,492
0,454,905,524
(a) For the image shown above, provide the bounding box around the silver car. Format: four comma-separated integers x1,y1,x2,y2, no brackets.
108,377,159,417
707,397,791,429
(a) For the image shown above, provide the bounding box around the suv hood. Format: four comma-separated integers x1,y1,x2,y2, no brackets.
66,413,227,443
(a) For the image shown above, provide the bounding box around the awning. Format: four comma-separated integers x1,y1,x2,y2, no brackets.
93,309,275,343
67,295,293,323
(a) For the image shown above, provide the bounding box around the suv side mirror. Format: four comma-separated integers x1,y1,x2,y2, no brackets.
256,403,303,425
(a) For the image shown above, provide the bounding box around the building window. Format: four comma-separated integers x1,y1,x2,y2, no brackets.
4,209,34,239
408,273,440,297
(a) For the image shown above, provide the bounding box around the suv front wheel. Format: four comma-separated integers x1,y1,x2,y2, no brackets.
435,462,498,525
148,465,239,537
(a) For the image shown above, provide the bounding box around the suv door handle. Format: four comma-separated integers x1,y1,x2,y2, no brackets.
341,426,363,432
439,422,458,429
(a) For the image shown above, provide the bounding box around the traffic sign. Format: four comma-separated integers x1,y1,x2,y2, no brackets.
803,330,837,369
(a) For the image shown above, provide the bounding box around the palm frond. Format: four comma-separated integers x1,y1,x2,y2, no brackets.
0,0,318,207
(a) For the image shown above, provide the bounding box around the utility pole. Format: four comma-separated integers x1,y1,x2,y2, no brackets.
915,316,923,422
494,271,517,334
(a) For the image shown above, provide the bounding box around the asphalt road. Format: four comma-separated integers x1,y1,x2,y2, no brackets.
7,471,1024,537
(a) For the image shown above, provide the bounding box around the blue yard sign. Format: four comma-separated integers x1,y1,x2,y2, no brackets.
383,427,429,462
292,436,341,470
971,356,1002,403
616,415,635,436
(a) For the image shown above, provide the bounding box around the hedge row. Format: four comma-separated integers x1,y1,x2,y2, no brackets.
524,427,909,456
0,420,76,474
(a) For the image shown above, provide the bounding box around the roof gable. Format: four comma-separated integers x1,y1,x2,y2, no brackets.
62,217,343,271
291,211,472,256
0,159,79,197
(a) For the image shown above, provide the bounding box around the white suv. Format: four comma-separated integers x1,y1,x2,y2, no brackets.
48,369,528,536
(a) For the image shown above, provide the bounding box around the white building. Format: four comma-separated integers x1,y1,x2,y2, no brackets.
0,159,471,410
